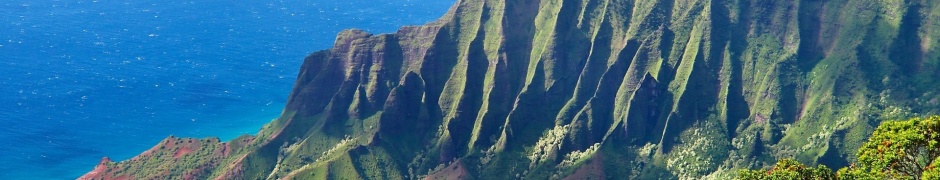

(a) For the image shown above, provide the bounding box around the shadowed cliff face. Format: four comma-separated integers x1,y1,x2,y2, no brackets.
84,0,940,179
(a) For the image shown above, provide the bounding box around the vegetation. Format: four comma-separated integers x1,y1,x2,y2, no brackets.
739,116,940,179
83,0,940,179
737,159,836,180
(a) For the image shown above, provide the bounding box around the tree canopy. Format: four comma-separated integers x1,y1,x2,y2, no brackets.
738,116,940,180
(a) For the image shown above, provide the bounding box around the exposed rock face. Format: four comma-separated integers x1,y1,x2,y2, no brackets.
85,0,940,179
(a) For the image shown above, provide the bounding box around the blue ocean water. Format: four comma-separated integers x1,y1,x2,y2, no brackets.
0,0,451,179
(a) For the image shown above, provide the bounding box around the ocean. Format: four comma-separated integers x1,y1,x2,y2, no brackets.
0,0,451,179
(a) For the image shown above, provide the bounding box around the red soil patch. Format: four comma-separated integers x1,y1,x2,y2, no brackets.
169,137,205,158
183,166,209,180
424,160,470,180
78,157,133,180
755,114,768,123
174,147,193,158
134,136,181,160
133,138,171,160
78,157,111,180
563,152,605,180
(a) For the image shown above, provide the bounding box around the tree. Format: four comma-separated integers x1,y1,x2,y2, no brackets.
737,116,940,180
737,159,836,180
848,116,940,179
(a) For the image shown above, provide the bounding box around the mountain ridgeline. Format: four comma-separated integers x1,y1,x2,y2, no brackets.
82,0,940,179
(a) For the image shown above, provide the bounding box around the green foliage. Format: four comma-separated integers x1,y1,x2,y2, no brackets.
922,158,940,180
736,159,836,180
848,116,940,179
739,116,940,180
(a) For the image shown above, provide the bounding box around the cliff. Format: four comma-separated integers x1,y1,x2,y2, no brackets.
84,0,940,179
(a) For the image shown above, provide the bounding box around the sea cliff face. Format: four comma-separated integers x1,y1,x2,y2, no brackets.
83,0,940,179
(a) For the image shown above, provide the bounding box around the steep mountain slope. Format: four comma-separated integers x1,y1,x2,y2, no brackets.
82,0,940,179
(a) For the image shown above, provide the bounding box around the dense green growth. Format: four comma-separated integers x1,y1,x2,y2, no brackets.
83,0,940,179
737,159,835,180
739,116,940,180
